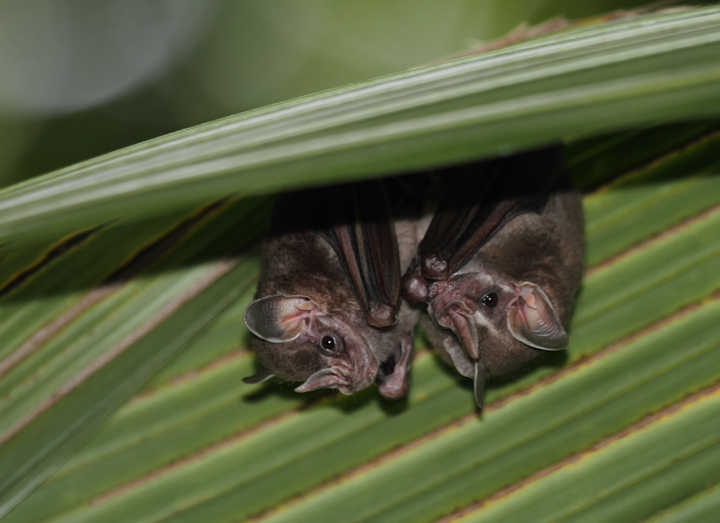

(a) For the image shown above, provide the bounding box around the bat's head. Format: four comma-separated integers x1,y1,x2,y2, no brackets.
428,270,568,380
243,294,413,399
243,294,379,395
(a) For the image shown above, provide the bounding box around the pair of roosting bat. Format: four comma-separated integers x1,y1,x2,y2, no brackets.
243,145,585,408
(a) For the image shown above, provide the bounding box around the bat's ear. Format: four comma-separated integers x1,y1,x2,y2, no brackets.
242,368,275,384
507,283,568,350
295,368,347,393
244,295,318,343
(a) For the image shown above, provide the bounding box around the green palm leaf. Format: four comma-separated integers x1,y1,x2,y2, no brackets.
1,5,720,247
1,6,720,523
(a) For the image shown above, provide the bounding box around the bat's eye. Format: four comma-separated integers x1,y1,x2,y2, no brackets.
481,293,498,308
320,335,337,352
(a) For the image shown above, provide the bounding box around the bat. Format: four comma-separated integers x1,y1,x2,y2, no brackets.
243,179,420,400
402,145,585,408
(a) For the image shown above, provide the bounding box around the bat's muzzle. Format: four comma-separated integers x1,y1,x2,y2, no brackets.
435,300,480,360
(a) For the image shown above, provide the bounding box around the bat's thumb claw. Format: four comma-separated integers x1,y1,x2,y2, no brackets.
400,271,429,304
366,303,397,328
421,254,449,280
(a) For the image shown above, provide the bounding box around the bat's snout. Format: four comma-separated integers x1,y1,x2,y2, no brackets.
435,300,480,360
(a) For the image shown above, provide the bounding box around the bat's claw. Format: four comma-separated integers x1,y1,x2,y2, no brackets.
366,303,397,328
421,254,450,280
400,271,429,305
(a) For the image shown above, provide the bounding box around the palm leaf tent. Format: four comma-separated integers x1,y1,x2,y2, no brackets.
1,6,720,522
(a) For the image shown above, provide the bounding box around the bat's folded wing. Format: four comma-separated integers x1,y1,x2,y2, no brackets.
319,180,401,328
418,145,566,281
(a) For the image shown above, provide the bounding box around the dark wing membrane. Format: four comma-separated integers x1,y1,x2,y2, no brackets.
418,157,504,280
319,180,401,328
418,144,567,280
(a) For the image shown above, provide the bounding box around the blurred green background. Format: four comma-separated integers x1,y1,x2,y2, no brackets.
0,0,670,190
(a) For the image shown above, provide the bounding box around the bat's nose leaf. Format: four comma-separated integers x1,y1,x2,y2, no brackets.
508,282,568,350
244,295,316,343
447,308,480,359
473,361,485,409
